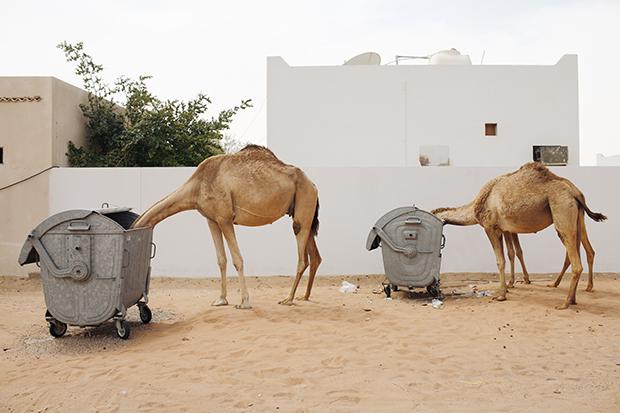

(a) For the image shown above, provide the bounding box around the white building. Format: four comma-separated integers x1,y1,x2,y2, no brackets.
596,153,620,166
267,53,579,167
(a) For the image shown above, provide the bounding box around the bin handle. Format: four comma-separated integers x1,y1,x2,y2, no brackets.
150,242,157,259
28,235,90,280
404,217,422,225
68,221,90,231
373,227,417,258
440,234,446,249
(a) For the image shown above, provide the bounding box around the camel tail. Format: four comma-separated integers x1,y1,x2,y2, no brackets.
311,199,320,237
574,194,607,222
132,182,197,229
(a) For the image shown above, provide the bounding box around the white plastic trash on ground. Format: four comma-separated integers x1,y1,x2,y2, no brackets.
339,281,358,293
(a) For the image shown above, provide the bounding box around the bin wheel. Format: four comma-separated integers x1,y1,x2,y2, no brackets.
116,320,131,340
427,284,442,298
383,284,392,298
49,321,67,338
392,285,399,292
139,305,152,324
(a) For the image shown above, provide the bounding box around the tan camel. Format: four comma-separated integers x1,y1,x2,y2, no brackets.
432,162,606,309
503,231,595,291
132,145,322,308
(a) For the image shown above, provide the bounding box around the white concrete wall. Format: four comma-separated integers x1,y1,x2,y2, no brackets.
267,55,580,167
44,166,619,278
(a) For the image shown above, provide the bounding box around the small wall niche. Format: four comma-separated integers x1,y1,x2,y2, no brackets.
485,123,497,136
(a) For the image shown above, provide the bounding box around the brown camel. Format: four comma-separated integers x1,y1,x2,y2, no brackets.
132,145,322,308
503,231,595,291
432,162,606,309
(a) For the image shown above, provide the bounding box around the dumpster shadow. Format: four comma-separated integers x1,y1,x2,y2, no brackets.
16,307,179,357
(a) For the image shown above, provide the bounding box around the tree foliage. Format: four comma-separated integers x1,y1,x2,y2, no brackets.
58,41,251,167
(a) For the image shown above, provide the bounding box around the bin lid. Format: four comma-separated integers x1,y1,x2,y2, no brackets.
18,207,138,266
366,206,443,251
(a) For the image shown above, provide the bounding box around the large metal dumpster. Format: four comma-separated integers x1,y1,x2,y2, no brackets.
366,206,445,298
18,207,155,339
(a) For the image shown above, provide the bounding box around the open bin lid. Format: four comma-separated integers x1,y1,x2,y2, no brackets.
18,207,141,266
366,206,444,252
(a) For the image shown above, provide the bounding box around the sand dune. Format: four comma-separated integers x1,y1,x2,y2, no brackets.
1,273,619,412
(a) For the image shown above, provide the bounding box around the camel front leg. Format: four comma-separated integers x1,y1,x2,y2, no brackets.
220,222,251,309
207,218,228,306
504,232,516,288
485,227,507,301
279,226,311,305
512,234,530,284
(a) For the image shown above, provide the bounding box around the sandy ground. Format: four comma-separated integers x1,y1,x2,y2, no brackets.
1,273,620,413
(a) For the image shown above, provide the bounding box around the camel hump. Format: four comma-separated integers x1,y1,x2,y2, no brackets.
238,144,283,161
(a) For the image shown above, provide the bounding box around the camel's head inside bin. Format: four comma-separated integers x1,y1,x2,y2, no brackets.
366,206,445,298
18,207,155,339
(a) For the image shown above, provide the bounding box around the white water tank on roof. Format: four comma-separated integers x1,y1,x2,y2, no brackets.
428,49,471,65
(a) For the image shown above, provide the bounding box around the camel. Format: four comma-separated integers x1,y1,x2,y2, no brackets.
503,230,595,291
132,145,322,309
432,162,606,309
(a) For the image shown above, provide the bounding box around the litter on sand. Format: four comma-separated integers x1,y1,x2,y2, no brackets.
339,281,358,293
431,298,444,309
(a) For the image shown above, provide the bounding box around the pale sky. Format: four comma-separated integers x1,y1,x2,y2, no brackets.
2,0,618,164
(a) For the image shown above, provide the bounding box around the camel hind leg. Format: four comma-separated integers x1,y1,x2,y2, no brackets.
279,225,311,305
279,183,318,305
511,233,530,284
504,232,516,288
580,214,595,292
298,236,322,301
550,201,583,310
548,213,594,292
549,254,570,288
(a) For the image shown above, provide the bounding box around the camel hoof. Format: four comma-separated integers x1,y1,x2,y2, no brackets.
585,286,593,292
546,284,558,288
507,283,515,289
524,280,531,284
555,303,569,310
278,298,294,306
211,298,228,306
235,302,252,310
493,295,507,302
296,296,309,301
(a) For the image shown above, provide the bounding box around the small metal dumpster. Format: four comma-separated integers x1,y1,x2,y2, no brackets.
366,206,445,298
18,207,155,339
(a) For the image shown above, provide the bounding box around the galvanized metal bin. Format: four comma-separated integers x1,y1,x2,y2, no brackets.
366,206,445,298
18,207,155,339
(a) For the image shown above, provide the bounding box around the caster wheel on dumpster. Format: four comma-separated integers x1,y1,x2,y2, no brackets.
383,284,392,298
427,284,442,299
49,321,67,338
139,305,152,324
392,285,399,292
116,320,131,340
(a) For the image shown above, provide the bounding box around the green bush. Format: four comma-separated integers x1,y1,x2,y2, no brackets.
58,41,251,167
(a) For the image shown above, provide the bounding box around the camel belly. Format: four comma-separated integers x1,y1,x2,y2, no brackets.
497,211,553,233
233,206,285,226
